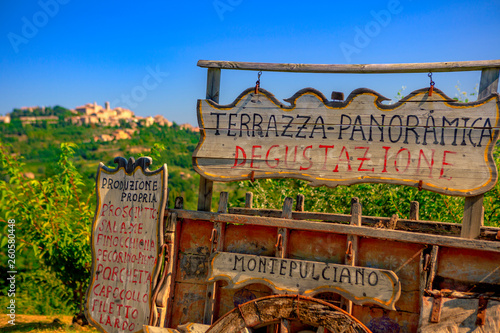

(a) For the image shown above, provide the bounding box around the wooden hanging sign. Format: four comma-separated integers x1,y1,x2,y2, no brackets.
207,252,401,311
193,87,500,196
85,157,168,333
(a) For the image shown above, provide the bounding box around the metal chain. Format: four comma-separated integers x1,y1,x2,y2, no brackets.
255,71,262,94
428,72,435,87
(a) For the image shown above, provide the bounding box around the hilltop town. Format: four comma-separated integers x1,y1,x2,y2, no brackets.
0,102,199,142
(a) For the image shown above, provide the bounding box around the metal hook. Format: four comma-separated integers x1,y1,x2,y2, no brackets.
275,233,283,250
209,228,218,244
428,72,435,96
255,71,262,94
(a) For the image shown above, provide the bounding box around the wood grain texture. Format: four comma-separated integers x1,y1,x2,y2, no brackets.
227,206,500,241
203,193,228,325
419,297,500,332
460,68,500,239
206,295,372,332
172,210,500,253
207,252,401,311
193,87,500,196
462,194,484,239
197,68,220,212
342,198,362,313
244,192,253,209
197,60,500,74
276,198,292,258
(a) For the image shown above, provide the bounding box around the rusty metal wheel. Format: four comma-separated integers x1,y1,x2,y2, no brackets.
206,295,372,333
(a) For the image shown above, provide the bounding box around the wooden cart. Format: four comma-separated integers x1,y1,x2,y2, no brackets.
140,60,500,332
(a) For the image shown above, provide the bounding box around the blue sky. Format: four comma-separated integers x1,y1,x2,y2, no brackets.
1,0,499,125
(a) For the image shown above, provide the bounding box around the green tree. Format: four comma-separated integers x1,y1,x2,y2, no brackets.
0,142,94,313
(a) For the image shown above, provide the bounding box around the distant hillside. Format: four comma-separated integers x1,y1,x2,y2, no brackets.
0,111,204,210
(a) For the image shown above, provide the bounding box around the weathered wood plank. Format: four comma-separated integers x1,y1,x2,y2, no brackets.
85,157,168,333
425,246,439,291
460,68,500,239
163,198,184,328
342,198,362,313
462,194,484,239
244,192,253,209
276,198,292,258
203,192,228,325
410,201,419,221
197,59,500,74
172,210,500,253
478,68,499,99
419,297,500,332
296,194,305,212
226,207,500,239
194,87,500,197
206,295,371,332
197,68,220,212
155,211,178,328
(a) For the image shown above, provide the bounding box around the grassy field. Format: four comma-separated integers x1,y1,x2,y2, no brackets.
0,315,98,333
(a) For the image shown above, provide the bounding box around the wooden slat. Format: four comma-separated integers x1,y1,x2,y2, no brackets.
410,201,419,221
295,194,305,212
172,209,500,253
342,197,362,314
462,194,484,239
461,68,499,239
164,197,184,328
194,88,500,197
276,197,293,258
197,68,220,212
197,59,500,74
203,192,228,325
245,192,253,209
478,68,500,99
226,207,500,239
425,246,439,290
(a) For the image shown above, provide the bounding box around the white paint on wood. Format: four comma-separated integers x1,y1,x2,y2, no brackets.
86,160,168,333
193,88,500,196
207,252,401,311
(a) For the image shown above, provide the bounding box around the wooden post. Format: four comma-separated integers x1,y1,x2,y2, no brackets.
341,197,362,313
197,68,221,212
163,197,183,328
296,194,305,212
245,192,253,209
276,197,293,258
410,201,419,221
461,68,499,239
203,192,228,325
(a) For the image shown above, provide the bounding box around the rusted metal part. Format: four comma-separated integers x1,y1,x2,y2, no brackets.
171,210,500,253
346,241,353,261
476,296,488,325
209,229,218,246
425,289,500,302
430,295,443,323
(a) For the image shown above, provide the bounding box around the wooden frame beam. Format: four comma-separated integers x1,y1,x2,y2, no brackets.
172,209,500,253
198,59,500,74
